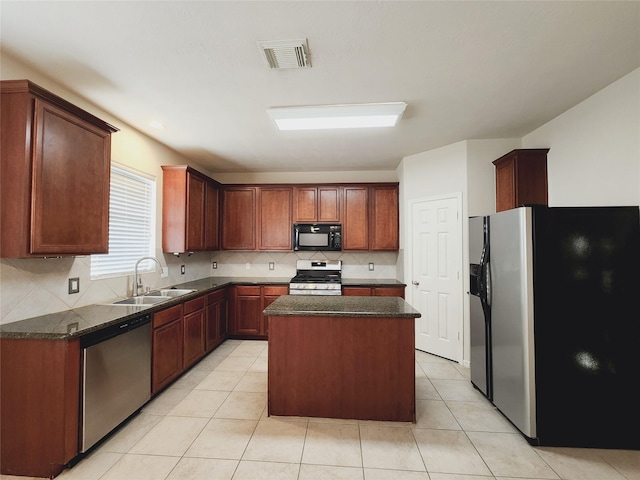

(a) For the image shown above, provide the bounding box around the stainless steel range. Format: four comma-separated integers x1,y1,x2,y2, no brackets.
289,260,342,295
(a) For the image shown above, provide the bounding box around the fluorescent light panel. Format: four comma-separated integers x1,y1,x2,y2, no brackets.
267,102,407,130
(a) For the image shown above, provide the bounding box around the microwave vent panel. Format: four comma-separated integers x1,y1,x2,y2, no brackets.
257,39,310,69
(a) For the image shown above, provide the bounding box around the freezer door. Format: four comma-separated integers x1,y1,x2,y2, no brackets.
489,207,536,439
469,216,490,398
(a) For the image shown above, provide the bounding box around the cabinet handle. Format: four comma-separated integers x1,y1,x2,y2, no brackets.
412,281,419,286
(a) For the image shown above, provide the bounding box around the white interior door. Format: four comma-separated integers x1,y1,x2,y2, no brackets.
410,194,462,362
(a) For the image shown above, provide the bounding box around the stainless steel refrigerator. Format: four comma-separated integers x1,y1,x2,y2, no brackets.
469,205,640,449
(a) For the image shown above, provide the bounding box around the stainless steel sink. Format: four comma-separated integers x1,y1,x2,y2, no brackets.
107,296,171,306
158,289,196,297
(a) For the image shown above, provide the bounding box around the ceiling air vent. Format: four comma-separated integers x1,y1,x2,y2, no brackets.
257,39,310,69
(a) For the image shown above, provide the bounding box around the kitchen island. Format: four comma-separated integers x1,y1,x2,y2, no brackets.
263,295,421,422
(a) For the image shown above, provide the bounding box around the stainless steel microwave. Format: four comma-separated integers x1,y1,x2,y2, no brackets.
293,224,342,251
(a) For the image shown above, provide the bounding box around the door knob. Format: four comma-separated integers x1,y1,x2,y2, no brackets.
412,281,419,286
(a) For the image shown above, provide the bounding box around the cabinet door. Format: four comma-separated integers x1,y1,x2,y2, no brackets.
31,99,111,255
186,172,205,251
318,187,340,222
342,186,369,251
342,287,372,296
261,285,288,335
494,158,516,212
205,290,228,351
222,187,256,250
370,185,399,251
152,318,183,394
293,187,318,222
183,309,205,369
258,187,293,250
204,180,219,250
373,286,405,298
493,149,548,212
231,286,262,335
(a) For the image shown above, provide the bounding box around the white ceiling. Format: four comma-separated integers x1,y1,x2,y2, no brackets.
1,1,638,174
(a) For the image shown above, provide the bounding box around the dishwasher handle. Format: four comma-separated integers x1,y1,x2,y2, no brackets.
80,313,152,348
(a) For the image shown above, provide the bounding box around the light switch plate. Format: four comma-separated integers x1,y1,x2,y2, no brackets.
68,277,80,294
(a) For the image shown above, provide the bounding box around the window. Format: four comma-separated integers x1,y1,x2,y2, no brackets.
91,164,156,279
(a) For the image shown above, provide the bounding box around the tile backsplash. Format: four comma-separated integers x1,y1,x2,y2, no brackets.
0,251,398,325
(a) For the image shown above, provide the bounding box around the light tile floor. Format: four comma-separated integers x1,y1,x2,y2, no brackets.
4,339,640,480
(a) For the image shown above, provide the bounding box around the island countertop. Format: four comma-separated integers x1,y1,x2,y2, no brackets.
263,295,421,318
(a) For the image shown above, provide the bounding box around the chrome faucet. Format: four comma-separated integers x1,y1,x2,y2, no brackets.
134,256,163,296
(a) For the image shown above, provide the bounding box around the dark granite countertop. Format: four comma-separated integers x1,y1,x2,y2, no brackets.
263,295,420,318
0,276,406,340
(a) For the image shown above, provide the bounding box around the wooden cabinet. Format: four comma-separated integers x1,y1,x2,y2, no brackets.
342,286,405,298
342,184,399,251
342,186,370,250
162,165,220,253
258,187,293,250
183,296,205,369
293,186,340,222
0,338,80,478
0,80,117,258
229,284,288,338
261,285,289,336
493,149,549,212
221,187,256,250
152,304,183,394
205,289,228,352
370,185,399,251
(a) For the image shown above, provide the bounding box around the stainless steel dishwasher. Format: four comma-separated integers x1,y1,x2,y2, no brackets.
80,313,152,453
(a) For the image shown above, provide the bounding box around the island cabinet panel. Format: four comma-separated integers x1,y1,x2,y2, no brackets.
257,187,293,250
493,148,549,212
162,165,220,253
1,80,117,258
261,285,289,336
205,289,228,351
0,338,80,478
293,186,340,222
183,296,206,370
152,305,183,395
221,187,257,250
370,185,399,250
268,315,415,422
342,186,369,250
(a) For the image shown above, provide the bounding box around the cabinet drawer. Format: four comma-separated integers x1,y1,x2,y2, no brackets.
207,289,227,304
263,285,288,296
184,295,205,315
236,285,261,296
153,304,182,328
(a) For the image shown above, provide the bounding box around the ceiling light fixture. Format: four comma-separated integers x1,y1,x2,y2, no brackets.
266,102,407,131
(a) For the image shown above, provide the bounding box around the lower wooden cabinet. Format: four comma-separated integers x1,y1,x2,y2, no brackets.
205,289,228,352
0,338,80,478
229,284,289,339
183,296,205,370
342,286,405,298
152,304,183,395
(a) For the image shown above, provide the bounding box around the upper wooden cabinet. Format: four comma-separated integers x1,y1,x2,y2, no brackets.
293,186,340,222
258,187,293,250
342,183,399,251
0,80,118,258
493,149,549,212
221,187,257,250
162,165,220,253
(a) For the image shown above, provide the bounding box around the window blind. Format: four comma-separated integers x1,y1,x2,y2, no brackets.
91,164,156,278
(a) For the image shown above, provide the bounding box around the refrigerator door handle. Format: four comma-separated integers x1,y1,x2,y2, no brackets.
485,260,491,307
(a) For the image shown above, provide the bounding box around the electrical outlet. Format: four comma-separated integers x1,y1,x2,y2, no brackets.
68,277,80,294
368,262,375,271
212,261,217,269
269,262,275,270
181,265,185,275
245,263,250,270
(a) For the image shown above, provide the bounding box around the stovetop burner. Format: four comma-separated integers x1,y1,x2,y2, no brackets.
289,260,342,295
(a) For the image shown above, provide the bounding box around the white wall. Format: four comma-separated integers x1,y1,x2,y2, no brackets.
523,68,640,206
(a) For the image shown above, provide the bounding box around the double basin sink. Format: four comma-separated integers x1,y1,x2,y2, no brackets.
106,289,195,306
